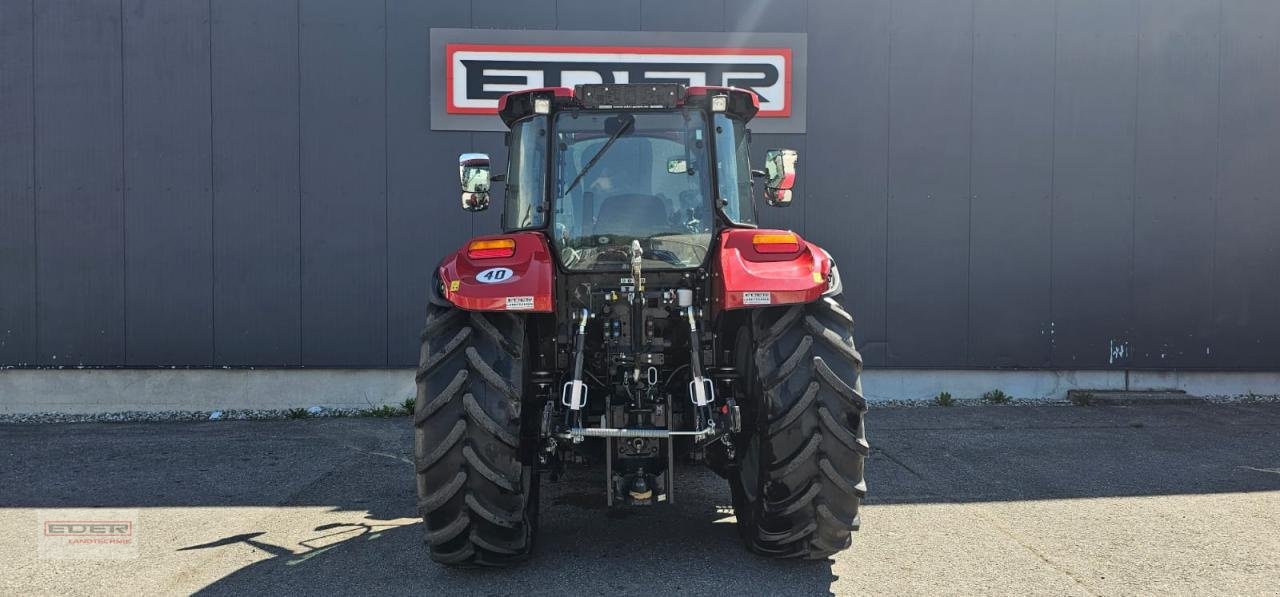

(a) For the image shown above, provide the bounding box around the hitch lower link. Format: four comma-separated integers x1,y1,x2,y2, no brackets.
685,306,716,432
561,308,590,411
558,306,722,441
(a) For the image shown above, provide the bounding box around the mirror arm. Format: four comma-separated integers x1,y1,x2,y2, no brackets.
750,169,767,178
490,173,506,182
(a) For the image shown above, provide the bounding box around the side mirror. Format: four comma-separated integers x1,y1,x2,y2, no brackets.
459,152,491,212
763,149,798,207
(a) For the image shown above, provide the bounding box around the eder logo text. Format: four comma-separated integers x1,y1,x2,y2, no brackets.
447,44,792,117
429,29,808,133
44,522,133,536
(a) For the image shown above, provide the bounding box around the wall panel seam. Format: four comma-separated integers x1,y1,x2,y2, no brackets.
31,0,39,361
1209,0,1223,346
965,0,975,365
296,0,304,362
119,0,129,364
208,0,217,363
1048,0,1059,365
883,0,893,365
1129,0,1140,347
384,0,391,366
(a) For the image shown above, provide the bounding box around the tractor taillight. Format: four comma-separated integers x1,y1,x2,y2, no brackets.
468,238,516,259
751,233,800,254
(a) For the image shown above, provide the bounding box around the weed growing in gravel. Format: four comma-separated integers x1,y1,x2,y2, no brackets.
360,405,403,418
402,397,416,416
1069,391,1096,406
934,391,955,407
982,389,1011,404
286,408,310,419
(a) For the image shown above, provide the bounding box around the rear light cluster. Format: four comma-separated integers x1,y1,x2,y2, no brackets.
751,233,800,254
468,238,516,259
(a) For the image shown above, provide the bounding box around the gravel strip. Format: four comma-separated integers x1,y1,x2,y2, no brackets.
4,394,1276,424
0,407,408,425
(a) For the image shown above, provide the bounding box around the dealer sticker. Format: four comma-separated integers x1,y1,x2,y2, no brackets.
505,296,535,310
742,292,772,305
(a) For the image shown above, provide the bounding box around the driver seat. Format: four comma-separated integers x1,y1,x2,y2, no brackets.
593,193,668,236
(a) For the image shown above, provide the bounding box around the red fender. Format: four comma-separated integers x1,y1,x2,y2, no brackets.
438,232,554,312
716,229,831,310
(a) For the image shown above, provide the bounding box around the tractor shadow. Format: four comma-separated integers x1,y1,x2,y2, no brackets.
188,466,840,596
10,403,1280,594
0,417,837,594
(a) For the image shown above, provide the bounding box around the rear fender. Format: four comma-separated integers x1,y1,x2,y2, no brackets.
438,232,554,312
715,229,832,311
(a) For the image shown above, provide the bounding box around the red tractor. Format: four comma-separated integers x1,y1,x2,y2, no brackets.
415,84,867,565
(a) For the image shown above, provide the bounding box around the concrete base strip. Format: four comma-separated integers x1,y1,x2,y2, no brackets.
0,369,415,415
1,368,1277,415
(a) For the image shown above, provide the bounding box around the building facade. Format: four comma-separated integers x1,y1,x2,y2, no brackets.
1,0,1278,385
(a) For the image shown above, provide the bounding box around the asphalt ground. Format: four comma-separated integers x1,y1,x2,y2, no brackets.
2,402,1279,596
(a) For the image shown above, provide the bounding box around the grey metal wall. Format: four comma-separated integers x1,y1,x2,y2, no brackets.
1,0,1278,370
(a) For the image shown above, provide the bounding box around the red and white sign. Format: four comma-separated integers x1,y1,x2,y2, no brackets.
445,44,792,117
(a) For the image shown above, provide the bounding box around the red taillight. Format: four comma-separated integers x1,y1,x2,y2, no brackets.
752,233,800,254
468,238,516,259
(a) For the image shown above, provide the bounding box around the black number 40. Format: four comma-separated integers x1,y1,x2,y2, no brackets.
479,268,512,283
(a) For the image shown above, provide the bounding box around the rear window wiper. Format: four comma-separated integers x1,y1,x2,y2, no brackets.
561,117,634,196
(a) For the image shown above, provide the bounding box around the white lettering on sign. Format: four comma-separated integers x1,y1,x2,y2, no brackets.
742,292,772,306
505,296,535,311
476,267,514,284
446,44,792,117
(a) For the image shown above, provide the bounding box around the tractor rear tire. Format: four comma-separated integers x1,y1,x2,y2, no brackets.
729,297,868,559
414,301,538,566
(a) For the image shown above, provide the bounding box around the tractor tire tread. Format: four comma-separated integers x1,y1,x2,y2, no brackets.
466,347,520,400
424,512,470,546
417,370,468,424
771,432,822,479
818,406,870,456
760,335,813,391
767,382,819,437
469,312,520,357
463,393,518,448
466,493,522,528
769,481,822,517
418,326,472,381
418,419,466,473
419,471,468,515
463,445,518,493
415,302,536,567
731,298,868,559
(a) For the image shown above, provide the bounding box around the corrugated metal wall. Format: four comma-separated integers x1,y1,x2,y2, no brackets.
1,0,1277,370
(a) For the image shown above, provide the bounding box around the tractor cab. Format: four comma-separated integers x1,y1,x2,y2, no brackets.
456,84,798,273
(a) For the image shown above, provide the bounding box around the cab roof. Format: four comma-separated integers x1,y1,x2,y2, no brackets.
496,84,760,127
